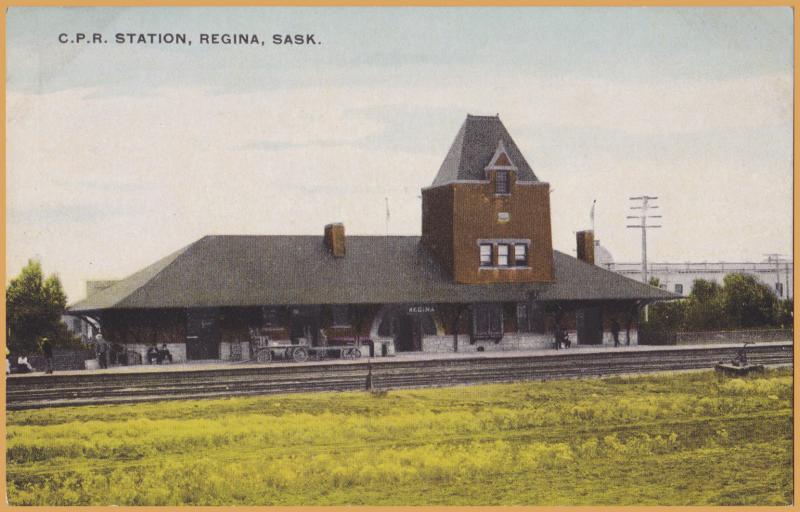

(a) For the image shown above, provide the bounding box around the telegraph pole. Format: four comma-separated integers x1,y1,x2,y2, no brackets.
764,253,786,298
626,196,662,285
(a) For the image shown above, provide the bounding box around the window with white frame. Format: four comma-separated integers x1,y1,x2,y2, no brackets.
480,244,493,267
497,244,510,266
514,243,528,266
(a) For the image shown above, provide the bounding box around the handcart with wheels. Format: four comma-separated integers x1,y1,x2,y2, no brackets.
249,332,368,363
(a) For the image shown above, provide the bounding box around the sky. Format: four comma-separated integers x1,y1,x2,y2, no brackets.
6,7,794,303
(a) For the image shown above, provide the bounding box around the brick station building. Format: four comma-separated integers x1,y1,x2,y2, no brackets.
68,115,673,363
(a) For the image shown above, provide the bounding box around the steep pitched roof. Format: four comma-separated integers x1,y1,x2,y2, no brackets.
431,115,538,187
68,236,674,312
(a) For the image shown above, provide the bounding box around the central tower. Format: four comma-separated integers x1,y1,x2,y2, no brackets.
421,114,554,284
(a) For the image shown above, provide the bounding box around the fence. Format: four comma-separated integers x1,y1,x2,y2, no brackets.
639,328,793,346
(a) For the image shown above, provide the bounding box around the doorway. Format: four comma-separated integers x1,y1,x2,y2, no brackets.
577,307,603,345
186,308,220,360
289,307,320,346
393,314,423,352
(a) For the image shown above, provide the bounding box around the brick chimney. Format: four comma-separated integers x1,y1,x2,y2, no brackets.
324,223,346,258
576,230,595,265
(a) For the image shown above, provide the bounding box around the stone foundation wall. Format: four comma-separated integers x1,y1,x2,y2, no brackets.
421,333,564,353
419,328,637,353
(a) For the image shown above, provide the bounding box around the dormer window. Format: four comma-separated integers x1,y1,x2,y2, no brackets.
484,139,518,196
495,170,509,194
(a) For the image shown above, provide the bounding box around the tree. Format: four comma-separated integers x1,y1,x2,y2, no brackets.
774,298,793,329
645,300,686,332
684,279,725,330
6,259,76,354
643,275,782,333
721,273,778,328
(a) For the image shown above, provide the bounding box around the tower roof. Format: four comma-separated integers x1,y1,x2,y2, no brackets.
431,115,538,187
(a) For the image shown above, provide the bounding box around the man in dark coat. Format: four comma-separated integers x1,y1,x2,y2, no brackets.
611,318,621,347
42,337,54,374
96,334,109,369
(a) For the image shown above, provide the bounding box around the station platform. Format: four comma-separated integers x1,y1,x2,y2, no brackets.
8,340,793,378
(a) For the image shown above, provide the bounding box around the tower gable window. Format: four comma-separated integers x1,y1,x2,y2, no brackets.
484,139,518,196
495,170,509,194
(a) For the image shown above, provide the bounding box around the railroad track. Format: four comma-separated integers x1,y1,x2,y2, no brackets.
6,343,793,410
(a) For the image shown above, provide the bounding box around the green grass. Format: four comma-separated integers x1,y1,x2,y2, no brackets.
6,368,793,505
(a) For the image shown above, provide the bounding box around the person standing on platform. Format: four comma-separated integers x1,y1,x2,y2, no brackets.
611,319,621,347
41,337,54,374
96,334,109,369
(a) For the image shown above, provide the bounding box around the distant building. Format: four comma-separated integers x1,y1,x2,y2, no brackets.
600,248,792,299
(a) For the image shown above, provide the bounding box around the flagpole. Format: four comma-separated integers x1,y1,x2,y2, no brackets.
385,197,390,236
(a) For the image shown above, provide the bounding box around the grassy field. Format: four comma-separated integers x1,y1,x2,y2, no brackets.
6,368,793,506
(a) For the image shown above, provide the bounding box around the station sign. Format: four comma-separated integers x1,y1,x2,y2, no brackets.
407,305,435,315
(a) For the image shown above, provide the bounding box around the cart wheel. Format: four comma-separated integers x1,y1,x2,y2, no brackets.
351,348,361,359
293,347,309,363
260,348,273,363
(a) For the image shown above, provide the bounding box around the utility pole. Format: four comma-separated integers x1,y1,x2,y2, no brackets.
626,196,662,286
787,261,791,300
764,253,786,298
385,197,390,237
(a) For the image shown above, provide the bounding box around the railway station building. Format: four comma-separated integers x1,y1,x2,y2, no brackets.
67,115,673,363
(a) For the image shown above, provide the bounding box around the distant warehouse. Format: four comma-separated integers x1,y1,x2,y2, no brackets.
68,115,673,363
